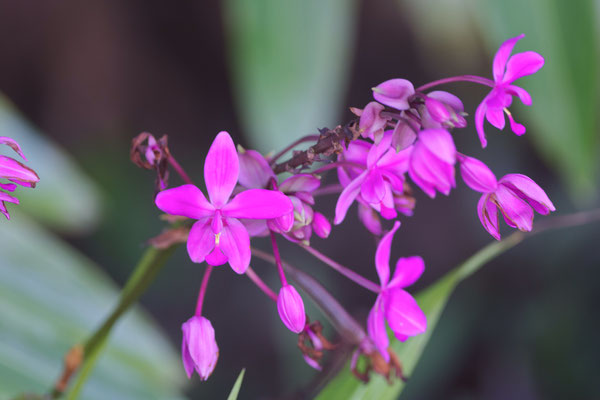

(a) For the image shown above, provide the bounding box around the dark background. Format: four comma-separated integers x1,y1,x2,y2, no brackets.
0,1,598,399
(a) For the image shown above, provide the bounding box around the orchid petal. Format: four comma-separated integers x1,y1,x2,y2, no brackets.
499,174,555,214
493,34,524,82
418,129,456,164
222,189,293,219
240,219,269,237
361,168,387,205
155,184,215,219
206,247,228,266
219,217,251,274
0,136,27,160
477,194,500,240
391,120,418,151
427,91,464,112
334,171,368,224
0,155,40,183
358,203,382,235
237,148,274,189
502,51,544,84
187,219,216,263
181,334,195,378
375,221,401,286
372,79,415,110
506,112,526,136
389,256,425,289
385,288,427,337
204,131,239,207
458,154,498,193
485,107,506,130
366,131,393,168
279,174,321,193
475,100,488,148
507,85,532,106
367,296,390,362
494,185,534,231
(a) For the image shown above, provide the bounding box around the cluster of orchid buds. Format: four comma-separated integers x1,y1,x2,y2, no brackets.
131,34,555,383
0,136,39,219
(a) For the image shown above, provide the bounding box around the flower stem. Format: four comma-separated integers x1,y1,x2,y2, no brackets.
270,231,287,285
270,134,320,165
246,266,278,301
63,245,178,400
300,244,380,293
195,265,213,316
168,156,194,185
416,75,495,92
251,247,366,345
311,160,365,175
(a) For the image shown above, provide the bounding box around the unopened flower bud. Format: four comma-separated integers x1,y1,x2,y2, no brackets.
312,212,331,238
277,284,306,333
458,154,498,193
181,316,219,381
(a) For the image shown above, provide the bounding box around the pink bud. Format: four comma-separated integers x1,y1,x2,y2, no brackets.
458,154,498,193
237,147,275,189
277,285,306,333
424,97,451,123
181,316,219,381
372,79,415,110
312,212,331,238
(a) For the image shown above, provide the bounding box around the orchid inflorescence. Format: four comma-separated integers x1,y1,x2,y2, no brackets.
132,34,555,383
0,136,39,219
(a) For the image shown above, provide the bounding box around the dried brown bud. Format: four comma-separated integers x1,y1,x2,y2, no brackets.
130,132,171,192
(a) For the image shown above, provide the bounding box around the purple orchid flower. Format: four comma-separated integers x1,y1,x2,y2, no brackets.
458,154,555,239
367,221,427,361
155,131,293,274
0,136,40,219
181,315,219,380
475,34,544,147
335,133,411,225
408,129,457,198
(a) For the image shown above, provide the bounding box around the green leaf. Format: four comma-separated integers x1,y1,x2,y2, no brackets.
0,95,103,232
223,0,358,153
316,233,524,399
0,216,185,400
227,369,246,400
473,0,599,199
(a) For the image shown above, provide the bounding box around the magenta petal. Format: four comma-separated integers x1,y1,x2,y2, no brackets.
366,131,393,168
485,107,506,130
219,217,251,274
392,120,418,151
0,182,16,192
182,316,219,381
499,174,555,214
222,189,293,219
494,185,534,231
187,219,216,263
358,203,382,235
206,247,228,266
389,256,425,289
372,79,415,110
493,34,524,82
502,51,544,84
359,101,388,139
367,296,390,362
477,194,500,240
0,136,27,160
156,184,215,219
361,169,386,205
507,85,532,106
237,148,274,189
385,288,427,337
312,212,331,238
475,100,488,148
418,129,456,164
458,154,498,193
204,131,239,207
374,221,401,286
277,285,306,333
0,155,40,183
279,174,321,193
427,91,464,113
181,334,195,378
506,112,526,136
334,171,367,224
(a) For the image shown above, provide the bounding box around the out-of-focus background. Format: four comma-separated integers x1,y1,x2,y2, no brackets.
0,0,598,399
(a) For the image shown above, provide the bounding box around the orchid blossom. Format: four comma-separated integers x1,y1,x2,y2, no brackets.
0,136,39,219
155,131,293,273
475,34,544,147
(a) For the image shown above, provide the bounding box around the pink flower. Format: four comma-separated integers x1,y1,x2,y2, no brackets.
0,136,39,219
421,91,466,129
475,34,544,147
277,284,306,333
367,221,426,360
181,315,219,380
408,129,456,198
155,132,293,274
335,133,411,225
372,79,415,111
356,101,389,143
478,173,555,240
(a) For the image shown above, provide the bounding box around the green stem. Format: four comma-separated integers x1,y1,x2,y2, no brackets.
65,245,177,399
